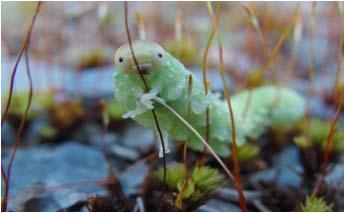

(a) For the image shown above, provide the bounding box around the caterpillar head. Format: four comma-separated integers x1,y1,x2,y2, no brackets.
114,40,167,75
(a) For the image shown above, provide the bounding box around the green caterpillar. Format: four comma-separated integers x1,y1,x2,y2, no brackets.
113,40,305,157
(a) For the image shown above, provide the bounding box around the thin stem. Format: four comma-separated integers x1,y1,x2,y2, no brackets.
208,2,248,211
2,46,34,212
154,99,235,182
242,3,300,117
202,2,217,144
184,75,193,168
323,94,342,173
123,2,167,210
240,3,270,58
1,165,9,212
1,2,42,126
1,4,41,211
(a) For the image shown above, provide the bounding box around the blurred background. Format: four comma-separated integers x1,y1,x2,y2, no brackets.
1,1,343,212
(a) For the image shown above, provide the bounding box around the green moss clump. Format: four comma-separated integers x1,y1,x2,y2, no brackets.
157,162,223,209
39,125,58,140
49,99,84,129
294,119,344,152
301,195,333,212
237,142,260,163
2,91,54,122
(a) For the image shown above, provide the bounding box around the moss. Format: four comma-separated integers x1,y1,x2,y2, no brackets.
237,142,260,163
49,99,84,129
39,125,58,140
157,162,223,209
301,195,333,212
246,69,268,88
294,119,344,152
2,91,54,122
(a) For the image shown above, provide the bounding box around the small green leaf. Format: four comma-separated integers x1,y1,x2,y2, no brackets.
157,163,186,189
294,135,311,149
191,166,223,191
301,195,333,212
177,179,195,199
237,143,260,163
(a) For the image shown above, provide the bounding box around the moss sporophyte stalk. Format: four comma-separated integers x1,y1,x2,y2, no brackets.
113,40,306,157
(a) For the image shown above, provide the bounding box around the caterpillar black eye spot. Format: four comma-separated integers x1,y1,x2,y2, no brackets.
119,57,124,63
157,53,163,58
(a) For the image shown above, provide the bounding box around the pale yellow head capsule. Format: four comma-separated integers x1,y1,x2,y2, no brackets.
114,40,167,74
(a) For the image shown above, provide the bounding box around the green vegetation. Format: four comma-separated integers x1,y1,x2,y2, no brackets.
157,162,223,209
301,195,333,212
294,119,344,152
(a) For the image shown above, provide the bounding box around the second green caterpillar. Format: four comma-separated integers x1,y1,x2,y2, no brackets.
113,40,305,157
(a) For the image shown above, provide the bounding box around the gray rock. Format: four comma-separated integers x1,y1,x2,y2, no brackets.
309,95,336,120
72,124,104,145
2,142,108,211
110,144,140,161
1,121,16,146
293,36,330,72
71,66,115,98
87,130,118,148
251,166,302,187
197,199,241,212
1,58,114,98
123,124,154,151
23,116,50,142
24,195,61,212
325,164,344,187
325,164,344,209
191,68,233,92
251,146,303,187
273,145,300,166
1,58,75,95
118,161,148,197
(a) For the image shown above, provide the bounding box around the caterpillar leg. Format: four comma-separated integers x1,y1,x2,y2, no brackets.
158,132,170,158
122,89,165,119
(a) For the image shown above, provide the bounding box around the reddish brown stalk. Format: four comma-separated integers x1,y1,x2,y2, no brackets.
240,3,270,59
1,2,41,126
323,12,343,171
256,3,300,85
1,4,41,211
242,3,300,117
202,2,217,145
184,75,193,168
2,48,34,212
123,2,167,211
178,76,193,209
219,45,248,211
1,165,9,211
207,2,248,211
323,94,342,173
